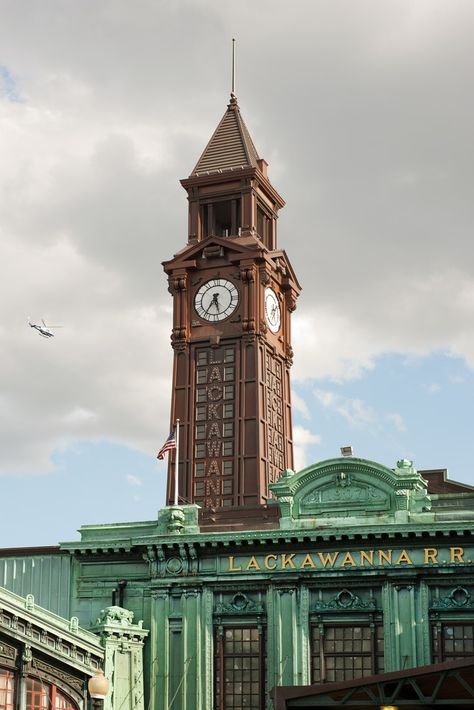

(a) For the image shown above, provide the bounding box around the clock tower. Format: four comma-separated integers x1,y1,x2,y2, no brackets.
163,93,300,524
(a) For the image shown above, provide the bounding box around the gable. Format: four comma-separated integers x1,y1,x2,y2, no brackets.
270,457,432,529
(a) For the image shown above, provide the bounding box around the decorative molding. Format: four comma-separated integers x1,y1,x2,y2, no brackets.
215,592,264,615
311,589,377,612
432,586,474,610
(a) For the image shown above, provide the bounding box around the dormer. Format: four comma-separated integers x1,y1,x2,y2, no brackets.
180,94,285,250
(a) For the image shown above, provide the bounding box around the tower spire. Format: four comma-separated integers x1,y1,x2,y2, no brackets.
230,38,237,107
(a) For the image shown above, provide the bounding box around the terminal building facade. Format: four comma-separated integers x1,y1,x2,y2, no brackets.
2,93,474,710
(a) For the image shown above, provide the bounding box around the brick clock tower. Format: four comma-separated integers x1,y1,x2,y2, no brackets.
163,93,300,524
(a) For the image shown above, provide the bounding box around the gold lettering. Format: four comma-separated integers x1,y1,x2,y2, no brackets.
317,552,339,568
424,548,438,564
360,550,374,566
341,552,356,567
450,547,464,563
300,553,316,569
378,550,393,565
246,556,261,571
281,553,296,569
396,549,414,565
228,556,241,572
264,554,278,570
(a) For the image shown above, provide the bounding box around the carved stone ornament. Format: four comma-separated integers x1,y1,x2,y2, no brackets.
312,589,377,612
165,557,183,576
96,606,135,626
215,592,264,615
432,586,474,610
0,641,17,662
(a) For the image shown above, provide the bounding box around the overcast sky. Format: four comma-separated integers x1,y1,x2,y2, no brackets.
1,0,473,545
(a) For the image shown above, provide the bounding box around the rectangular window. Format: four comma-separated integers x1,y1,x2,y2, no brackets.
432,623,474,663
311,624,384,683
197,351,208,366
196,369,207,384
223,385,234,400
195,462,205,477
223,403,233,418
196,405,206,421
215,627,264,710
195,424,206,440
224,348,235,363
223,441,233,456
0,671,15,710
224,366,234,382
195,443,206,458
223,422,233,438
223,461,233,475
196,388,207,403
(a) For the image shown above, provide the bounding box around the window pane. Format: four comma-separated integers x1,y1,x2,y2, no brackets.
215,627,263,709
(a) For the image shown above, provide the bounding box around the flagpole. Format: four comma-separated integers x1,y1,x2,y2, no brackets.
174,419,180,506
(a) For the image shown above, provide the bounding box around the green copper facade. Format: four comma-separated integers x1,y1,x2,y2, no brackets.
50,456,474,709
2,457,474,708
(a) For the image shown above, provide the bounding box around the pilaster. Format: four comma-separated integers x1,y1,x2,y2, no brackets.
90,606,148,710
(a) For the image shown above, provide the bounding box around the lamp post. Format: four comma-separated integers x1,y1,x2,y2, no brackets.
88,669,109,710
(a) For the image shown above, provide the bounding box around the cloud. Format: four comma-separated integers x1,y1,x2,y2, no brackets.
0,0,473,475
126,474,142,487
314,390,377,429
425,383,441,394
293,426,321,471
386,412,406,432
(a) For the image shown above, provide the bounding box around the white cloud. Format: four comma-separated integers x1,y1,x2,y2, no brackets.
291,391,311,420
126,475,142,487
0,0,473,476
386,412,406,433
293,426,321,471
425,383,441,394
314,390,377,429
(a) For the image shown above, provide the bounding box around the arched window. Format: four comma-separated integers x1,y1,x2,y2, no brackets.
26,678,78,710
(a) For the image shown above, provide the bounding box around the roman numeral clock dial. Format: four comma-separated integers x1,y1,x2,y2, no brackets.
194,278,239,322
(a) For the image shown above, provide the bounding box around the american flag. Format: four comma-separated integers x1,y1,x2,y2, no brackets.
157,430,176,460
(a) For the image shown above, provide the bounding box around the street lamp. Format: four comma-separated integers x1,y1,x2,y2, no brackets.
88,669,109,710
380,706,398,710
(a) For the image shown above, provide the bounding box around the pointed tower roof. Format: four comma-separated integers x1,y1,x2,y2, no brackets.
191,95,260,177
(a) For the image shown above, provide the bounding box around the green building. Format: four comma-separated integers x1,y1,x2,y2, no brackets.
2,91,474,710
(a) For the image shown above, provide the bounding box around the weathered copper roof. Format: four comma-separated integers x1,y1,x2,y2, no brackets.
191,95,260,177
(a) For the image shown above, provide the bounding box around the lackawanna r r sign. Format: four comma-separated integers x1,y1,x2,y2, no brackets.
225,546,470,573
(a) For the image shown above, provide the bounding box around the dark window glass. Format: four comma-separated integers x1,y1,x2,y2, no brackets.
432,623,474,663
311,624,384,683
215,627,264,709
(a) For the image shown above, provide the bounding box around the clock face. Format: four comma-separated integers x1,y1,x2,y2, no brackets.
264,287,281,333
194,278,239,322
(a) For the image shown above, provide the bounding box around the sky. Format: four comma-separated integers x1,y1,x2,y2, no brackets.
1,0,473,547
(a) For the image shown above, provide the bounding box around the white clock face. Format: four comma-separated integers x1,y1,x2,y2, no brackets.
264,287,281,333
194,278,239,322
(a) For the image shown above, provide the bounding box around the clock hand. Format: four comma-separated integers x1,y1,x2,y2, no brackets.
211,293,220,311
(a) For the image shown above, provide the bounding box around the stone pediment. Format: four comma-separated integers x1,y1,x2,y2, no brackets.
269,457,432,529
163,235,266,273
